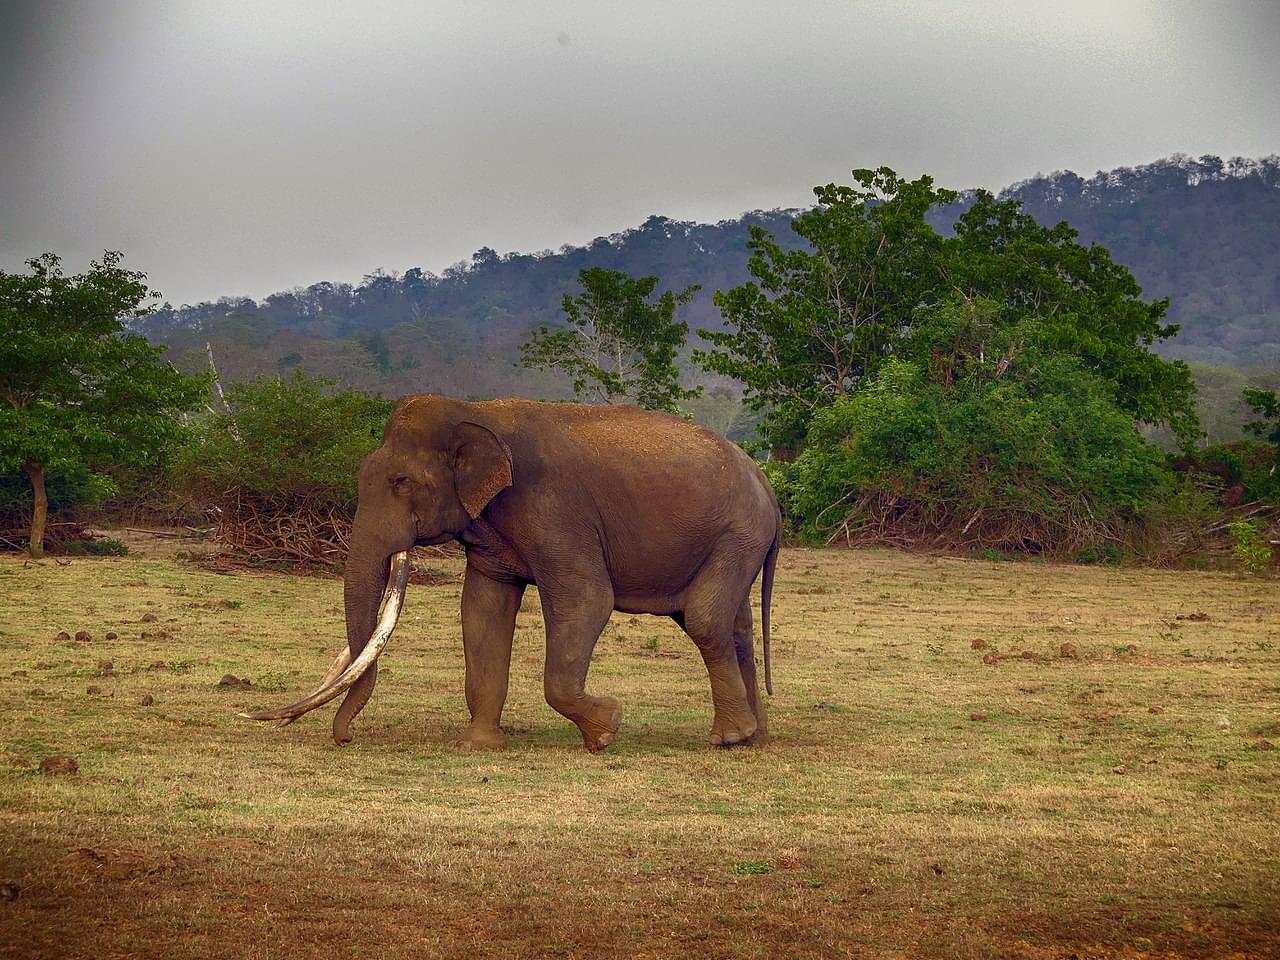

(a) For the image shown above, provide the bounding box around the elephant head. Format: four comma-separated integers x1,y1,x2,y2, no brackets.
244,399,513,743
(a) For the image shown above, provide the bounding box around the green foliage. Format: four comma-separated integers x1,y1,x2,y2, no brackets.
520,268,701,413
698,167,1199,449
1240,386,1280,491
0,252,208,552
0,252,207,473
949,192,1199,444
173,371,392,504
1177,441,1280,505
774,299,1172,554
1227,520,1273,575
0,465,118,515
697,168,955,446
1243,387,1279,444
1075,544,1122,565
63,537,129,557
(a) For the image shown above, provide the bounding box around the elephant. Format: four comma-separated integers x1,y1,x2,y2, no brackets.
245,395,781,751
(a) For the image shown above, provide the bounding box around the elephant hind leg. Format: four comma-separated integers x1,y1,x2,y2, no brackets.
681,570,758,748
733,599,770,743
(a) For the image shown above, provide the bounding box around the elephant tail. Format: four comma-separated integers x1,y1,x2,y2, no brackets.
761,524,779,696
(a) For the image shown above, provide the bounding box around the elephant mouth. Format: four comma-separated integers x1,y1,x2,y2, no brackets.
240,551,412,725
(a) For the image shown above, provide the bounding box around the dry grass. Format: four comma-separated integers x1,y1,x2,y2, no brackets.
1,540,1277,959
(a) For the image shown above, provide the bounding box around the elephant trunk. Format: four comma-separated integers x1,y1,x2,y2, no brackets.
333,537,394,743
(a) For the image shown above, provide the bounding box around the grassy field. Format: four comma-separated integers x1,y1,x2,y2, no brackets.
1,536,1277,959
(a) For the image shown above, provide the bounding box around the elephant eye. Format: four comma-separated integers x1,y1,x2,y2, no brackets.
391,475,413,493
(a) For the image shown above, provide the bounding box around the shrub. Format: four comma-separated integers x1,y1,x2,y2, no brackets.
1227,520,1273,575
63,537,129,557
782,352,1171,556
173,372,393,563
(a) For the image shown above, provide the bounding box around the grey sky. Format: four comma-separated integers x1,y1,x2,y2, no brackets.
2,0,1277,306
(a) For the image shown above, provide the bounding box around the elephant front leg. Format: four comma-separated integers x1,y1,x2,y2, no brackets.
457,566,524,751
540,583,623,752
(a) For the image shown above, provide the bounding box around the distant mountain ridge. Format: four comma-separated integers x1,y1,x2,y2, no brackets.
141,153,1280,402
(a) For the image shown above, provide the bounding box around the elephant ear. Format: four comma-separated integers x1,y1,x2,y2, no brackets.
450,421,513,519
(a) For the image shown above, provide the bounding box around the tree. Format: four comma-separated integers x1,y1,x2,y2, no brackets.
1243,387,1279,445
698,166,1200,450
695,168,956,447
0,252,207,556
1244,386,1280,483
948,191,1199,443
520,267,701,413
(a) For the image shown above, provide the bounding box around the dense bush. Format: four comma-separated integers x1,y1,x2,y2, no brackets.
175,371,392,504
173,372,392,563
765,296,1187,557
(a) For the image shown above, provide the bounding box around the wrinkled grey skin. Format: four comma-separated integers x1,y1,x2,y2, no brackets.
336,395,781,751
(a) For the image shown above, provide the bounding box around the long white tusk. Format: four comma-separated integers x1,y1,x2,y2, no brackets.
274,646,352,727
241,551,410,723
276,573,401,724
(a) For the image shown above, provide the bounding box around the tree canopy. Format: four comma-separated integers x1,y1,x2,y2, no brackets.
696,168,955,446
0,252,207,556
520,267,701,413
696,166,1199,449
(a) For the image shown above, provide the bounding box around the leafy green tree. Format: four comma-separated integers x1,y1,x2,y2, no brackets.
1243,386,1280,485
696,168,956,447
0,252,208,556
1243,387,1279,444
948,192,1199,443
520,267,701,413
698,167,1199,450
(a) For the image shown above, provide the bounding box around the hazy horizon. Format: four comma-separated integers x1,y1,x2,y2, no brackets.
3,0,1278,306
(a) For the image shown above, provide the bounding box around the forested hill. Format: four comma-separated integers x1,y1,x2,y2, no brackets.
969,154,1280,367
141,154,1280,402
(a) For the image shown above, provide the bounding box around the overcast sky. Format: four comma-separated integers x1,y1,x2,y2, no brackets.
2,0,1277,306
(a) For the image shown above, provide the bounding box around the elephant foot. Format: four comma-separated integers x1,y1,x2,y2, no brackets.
454,724,508,751
577,697,624,753
709,711,758,748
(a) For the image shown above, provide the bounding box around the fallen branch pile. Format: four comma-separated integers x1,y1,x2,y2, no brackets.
198,489,461,572
817,490,1280,566
816,490,1129,557
0,517,95,554
202,490,357,566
